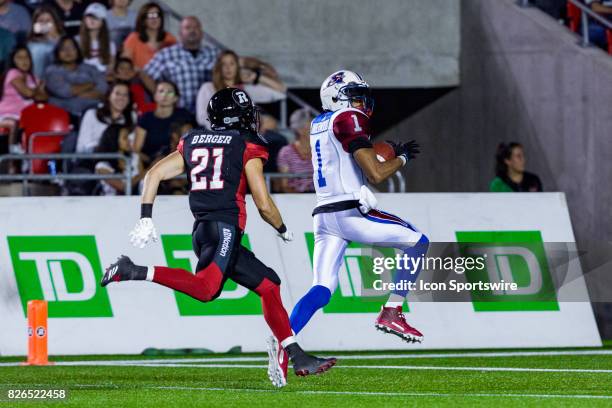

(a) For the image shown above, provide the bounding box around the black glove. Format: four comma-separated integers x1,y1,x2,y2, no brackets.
386,140,420,164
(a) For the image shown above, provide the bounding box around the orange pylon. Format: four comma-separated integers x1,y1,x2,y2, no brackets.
24,300,49,366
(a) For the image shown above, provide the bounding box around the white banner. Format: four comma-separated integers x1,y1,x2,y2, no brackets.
0,193,601,355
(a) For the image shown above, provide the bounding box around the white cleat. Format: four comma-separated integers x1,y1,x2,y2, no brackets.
266,336,288,388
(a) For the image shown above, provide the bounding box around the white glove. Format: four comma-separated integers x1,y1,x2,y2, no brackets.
277,230,294,242
358,185,378,214
129,218,158,248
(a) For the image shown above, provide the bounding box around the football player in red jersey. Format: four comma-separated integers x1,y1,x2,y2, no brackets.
289,70,428,343
101,88,336,387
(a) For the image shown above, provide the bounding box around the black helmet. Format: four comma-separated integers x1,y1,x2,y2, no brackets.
207,87,258,132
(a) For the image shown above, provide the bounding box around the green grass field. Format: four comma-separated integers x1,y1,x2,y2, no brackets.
1,344,611,407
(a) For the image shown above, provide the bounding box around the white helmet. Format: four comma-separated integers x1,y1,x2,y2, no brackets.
320,70,373,115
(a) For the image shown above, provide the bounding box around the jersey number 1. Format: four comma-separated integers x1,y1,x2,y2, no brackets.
191,147,224,191
351,114,363,132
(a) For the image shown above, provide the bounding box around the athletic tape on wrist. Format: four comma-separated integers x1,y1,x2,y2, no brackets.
141,203,153,219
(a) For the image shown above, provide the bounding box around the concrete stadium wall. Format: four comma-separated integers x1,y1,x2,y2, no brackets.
380,0,612,335
132,0,460,88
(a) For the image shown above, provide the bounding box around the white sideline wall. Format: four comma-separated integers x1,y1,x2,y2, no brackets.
0,193,601,355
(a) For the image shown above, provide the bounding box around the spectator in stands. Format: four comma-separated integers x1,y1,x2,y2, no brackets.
277,108,315,193
121,2,176,70
0,45,47,166
0,0,31,42
15,0,45,14
76,3,116,75
106,0,136,50
0,27,16,69
142,16,217,114
133,80,192,167
195,50,286,127
585,0,612,49
113,56,153,114
490,142,543,192
156,119,191,195
45,0,85,37
258,111,287,173
44,36,108,117
27,6,64,79
95,124,143,195
76,80,134,153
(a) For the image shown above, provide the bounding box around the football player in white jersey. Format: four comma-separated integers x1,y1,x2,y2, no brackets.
289,70,428,343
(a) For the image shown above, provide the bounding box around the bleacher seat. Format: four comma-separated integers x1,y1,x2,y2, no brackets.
19,103,71,174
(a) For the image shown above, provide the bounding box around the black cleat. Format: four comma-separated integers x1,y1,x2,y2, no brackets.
292,353,337,377
101,255,145,287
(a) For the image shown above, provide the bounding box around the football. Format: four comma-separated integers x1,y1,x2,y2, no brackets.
373,141,396,162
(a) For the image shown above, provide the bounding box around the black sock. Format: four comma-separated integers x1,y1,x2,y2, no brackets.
132,264,148,280
125,262,148,281
285,343,306,362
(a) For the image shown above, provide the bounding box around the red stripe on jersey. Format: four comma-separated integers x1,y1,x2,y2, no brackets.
245,142,269,163
332,110,370,153
236,167,248,231
235,142,270,230
177,138,185,155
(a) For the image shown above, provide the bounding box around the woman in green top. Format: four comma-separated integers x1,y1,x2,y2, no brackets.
490,142,542,192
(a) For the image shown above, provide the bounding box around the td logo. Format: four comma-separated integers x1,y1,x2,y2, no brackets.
8,236,113,318
456,231,559,312
304,233,401,313
160,234,262,316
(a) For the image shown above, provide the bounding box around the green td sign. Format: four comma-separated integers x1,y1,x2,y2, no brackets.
456,231,559,312
161,234,262,316
8,236,113,318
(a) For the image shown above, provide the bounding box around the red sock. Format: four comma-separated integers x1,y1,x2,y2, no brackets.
255,278,293,343
153,263,223,302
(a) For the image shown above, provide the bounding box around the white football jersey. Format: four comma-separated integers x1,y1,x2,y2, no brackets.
310,107,372,206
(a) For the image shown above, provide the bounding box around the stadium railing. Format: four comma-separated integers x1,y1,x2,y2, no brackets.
518,0,612,49
262,172,405,194
0,153,134,196
0,153,407,196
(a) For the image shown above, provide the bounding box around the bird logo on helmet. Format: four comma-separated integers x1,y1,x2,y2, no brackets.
207,88,259,132
320,70,374,116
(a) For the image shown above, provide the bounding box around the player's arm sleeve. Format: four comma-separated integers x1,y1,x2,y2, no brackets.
332,110,373,154
176,138,185,155
244,142,269,164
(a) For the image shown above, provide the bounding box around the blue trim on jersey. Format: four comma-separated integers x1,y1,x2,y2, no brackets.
315,139,327,187
312,111,334,124
310,111,334,136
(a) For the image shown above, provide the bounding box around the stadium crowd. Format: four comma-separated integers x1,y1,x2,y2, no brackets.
0,0,299,195
0,0,547,196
